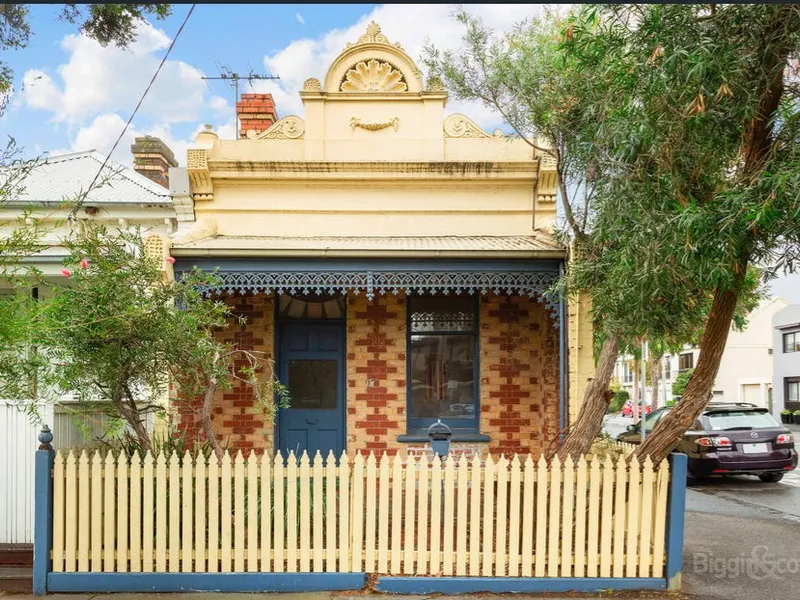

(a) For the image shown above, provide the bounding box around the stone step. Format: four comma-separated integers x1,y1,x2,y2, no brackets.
0,566,32,594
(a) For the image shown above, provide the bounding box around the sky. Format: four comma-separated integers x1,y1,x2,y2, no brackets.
1,3,799,302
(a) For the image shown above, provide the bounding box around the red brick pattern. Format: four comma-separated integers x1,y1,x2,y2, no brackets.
346,294,407,456
175,291,560,460
236,93,278,138
479,295,560,458
176,293,275,453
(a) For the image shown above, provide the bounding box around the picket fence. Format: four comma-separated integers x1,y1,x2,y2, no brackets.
50,450,670,578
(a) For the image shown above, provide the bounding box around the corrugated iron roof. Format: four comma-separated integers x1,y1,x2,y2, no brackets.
1,150,171,206
173,234,564,256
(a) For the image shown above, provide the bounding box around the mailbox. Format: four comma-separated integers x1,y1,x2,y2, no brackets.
427,419,452,458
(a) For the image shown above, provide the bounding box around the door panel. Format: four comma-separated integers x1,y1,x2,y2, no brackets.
278,322,344,458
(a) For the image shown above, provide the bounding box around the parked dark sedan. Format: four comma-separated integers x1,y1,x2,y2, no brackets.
617,402,798,482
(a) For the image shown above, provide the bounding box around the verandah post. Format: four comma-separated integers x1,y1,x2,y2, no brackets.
665,452,688,591
33,425,55,596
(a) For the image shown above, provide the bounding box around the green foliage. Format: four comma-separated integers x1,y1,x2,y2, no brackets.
608,389,629,413
99,418,221,460
672,369,694,397
781,409,792,415
2,225,289,448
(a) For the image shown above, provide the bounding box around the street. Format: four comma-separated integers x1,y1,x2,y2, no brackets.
603,413,800,600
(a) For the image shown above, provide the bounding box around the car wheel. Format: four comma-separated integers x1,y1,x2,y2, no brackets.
758,473,784,483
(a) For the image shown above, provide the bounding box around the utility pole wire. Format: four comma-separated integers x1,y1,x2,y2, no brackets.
70,4,197,218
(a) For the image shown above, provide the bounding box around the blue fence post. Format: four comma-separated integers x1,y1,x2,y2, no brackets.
33,425,55,596
665,452,687,591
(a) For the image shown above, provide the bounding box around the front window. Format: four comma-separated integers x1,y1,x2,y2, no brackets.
663,355,671,380
783,332,799,353
679,353,694,372
408,295,478,432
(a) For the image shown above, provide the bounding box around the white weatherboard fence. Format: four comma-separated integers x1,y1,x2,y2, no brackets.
51,450,671,577
0,402,53,545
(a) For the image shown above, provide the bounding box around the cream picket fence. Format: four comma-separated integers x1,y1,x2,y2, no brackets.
51,450,670,578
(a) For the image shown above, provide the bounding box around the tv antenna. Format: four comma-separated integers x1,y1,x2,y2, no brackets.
202,63,280,132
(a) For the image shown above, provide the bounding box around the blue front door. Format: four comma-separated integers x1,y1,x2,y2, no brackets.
278,321,345,457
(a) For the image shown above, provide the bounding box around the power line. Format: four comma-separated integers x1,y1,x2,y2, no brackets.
70,4,197,217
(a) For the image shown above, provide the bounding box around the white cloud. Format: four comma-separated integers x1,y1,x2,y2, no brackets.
255,4,553,128
296,13,305,25
20,70,61,111
68,112,200,167
21,21,207,126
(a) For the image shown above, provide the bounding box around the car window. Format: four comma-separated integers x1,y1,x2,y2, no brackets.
641,410,662,432
703,410,781,431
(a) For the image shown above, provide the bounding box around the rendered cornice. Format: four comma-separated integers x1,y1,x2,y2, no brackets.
205,160,539,180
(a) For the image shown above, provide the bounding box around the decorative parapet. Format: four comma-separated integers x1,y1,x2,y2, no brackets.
302,78,321,92
536,149,559,204
341,59,407,92
443,114,493,139
247,116,305,140
183,268,562,323
346,20,404,51
186,148,213,202
143,233,174,282
350,117,400,132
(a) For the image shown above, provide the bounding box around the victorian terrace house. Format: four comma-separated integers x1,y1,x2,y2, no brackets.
169,23,594,459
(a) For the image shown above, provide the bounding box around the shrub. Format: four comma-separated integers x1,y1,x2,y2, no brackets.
608,389,629,412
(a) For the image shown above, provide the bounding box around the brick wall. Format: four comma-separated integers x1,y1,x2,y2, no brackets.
176,293,275,453
346,293,407,456
479,295,560,458
175,291,560,460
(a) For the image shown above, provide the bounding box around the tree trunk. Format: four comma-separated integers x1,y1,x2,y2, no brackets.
114,394,152,452
554,333,620,460
199,349,224,462
635,275,744,463
650,352,661,409
199,377,224,462
632,356,641,423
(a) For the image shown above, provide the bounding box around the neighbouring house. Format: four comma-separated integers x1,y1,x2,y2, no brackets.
613,297,789,410
0,141,177,549
168,22,594,460
772,304,800,418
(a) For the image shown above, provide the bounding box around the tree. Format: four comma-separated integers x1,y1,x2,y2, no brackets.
558,5,800,462
1,3,172,110
5,225,287,456
422,7,715,459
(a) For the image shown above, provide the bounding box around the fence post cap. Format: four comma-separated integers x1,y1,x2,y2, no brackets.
38,425,53,450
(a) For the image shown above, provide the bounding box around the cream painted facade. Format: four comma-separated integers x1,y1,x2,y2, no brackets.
170,22,594,454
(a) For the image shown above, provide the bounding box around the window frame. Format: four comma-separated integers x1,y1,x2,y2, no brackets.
786,377,800,408
406,294,480,434
783,331,799,354
679,352,694,372
663,355,671,380
623,362,633,384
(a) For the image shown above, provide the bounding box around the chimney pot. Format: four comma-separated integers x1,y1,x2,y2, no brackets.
130,136,178,188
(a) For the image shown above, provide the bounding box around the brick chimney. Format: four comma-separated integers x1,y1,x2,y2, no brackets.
236,93,278,138
131,136,177,188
